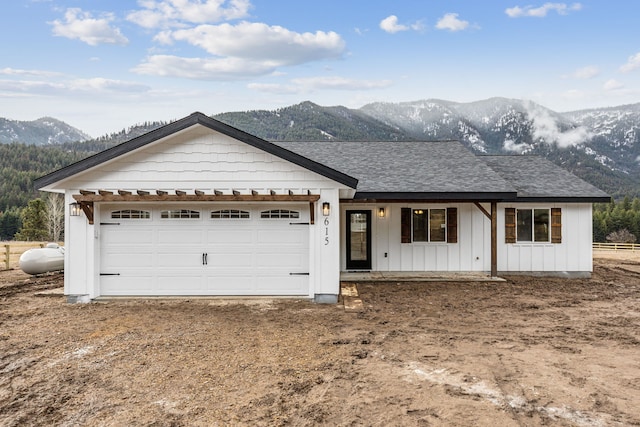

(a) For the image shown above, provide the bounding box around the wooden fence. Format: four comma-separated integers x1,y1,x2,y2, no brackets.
593,242,639,251
1,242,63,270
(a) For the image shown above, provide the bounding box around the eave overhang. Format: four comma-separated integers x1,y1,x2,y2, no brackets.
351,192,518,202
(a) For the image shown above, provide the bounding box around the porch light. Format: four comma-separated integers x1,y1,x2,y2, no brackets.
322,202,330,216
69,202,82,217
378,207,386,218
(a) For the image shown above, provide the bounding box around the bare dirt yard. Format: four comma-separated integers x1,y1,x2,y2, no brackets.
1,252,639,426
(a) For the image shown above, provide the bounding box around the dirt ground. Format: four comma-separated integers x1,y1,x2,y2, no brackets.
1,251,639,426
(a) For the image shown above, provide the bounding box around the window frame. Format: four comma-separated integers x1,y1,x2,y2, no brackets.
515,208,551,243
210,209,251,219
260,209,300,219
110,209,151,220
160,209,201,219
410,208,448,243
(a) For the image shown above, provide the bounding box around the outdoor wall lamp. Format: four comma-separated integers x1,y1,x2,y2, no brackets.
322,202,330,216
378,207,386,218
69,202,82,217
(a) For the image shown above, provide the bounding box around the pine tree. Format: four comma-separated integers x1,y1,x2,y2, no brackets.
15,199,48,241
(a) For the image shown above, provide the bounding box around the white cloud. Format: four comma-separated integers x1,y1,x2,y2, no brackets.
571,65,599,79
169,22,344,62
0,77,150,96
603,79,624,91
248,76,392,94
126,0,251,29
139,22,345,79
380,15,408,33
50,8,128,46
0,68,62,78
292,76,392,90
132,55,282,79
525,101,592,147
70,78,150,93
620,52,640,73
247,83,300,94
505,3,582,18
503,139,522,152
435,13,469,32
379,15,423,34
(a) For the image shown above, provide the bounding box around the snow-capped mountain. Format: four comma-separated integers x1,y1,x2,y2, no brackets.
1,97,639,197
0,117,90,145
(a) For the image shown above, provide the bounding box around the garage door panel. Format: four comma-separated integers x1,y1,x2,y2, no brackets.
257,252,306,269
206,276,255,293
207,229,254,243
209,253,254,267
257,229,305,244
101,275,155,295
103,253,154,269
255,275,307,294
158,229,205,244
157,252,203,266
100,205,309,297
103,229,153,244
157,274,205,294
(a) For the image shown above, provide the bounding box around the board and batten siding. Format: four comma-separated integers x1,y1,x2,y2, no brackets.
60,125,348,300
341,204,491,272
498,203,593,273
342,202,593,274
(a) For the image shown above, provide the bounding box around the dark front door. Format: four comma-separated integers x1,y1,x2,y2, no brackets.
346,210,372,270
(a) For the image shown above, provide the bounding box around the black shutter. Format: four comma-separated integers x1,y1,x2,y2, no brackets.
447,208,458,243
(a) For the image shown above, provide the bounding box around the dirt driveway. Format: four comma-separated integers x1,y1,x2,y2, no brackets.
1,253,639,426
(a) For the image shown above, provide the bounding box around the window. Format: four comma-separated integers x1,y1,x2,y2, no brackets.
260,209,300,219
161,209,200,219
401,207,457,243
505,207,561,244
211,209,250,219
111,210,150,219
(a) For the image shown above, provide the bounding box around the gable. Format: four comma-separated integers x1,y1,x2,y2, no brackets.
35,112,357,192
48,125,347,192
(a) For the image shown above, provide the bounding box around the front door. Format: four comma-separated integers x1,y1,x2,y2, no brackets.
346,210,372,270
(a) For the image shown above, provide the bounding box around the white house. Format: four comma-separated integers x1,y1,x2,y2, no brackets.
34,112,610,303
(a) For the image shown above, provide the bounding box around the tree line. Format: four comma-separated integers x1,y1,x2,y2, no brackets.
593,196,640,243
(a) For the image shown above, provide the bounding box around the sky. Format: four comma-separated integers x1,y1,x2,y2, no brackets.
2,0,640,137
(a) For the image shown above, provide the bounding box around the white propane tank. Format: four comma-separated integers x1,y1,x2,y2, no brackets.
19,243,65,275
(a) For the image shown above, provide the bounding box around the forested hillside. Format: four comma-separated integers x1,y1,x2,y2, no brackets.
0,144,88,211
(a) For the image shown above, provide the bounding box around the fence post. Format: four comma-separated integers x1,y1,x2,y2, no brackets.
4,245,9,270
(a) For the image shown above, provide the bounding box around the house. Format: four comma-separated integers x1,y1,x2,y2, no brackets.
34,112,610,303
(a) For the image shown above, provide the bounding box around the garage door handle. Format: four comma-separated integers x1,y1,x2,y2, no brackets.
289,272,309,276
202,253,208,265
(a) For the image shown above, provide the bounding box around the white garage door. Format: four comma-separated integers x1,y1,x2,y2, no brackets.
99,204,310,296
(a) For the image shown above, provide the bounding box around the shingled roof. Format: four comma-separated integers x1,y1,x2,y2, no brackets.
275,140,610,202
480,155,610,202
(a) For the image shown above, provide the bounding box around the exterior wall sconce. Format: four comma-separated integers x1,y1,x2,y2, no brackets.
322,202,330,216
378,207,386,218
69,202,82,217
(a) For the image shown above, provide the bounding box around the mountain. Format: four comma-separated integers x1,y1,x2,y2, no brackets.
1,97,639,200
214,101,409,141
213,99,639,198
0,117,91,145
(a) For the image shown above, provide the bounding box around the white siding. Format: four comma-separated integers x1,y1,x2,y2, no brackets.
341,203,491,272
341,202,593,274
58,126,338,193
61,125,348,300
498,203,593,273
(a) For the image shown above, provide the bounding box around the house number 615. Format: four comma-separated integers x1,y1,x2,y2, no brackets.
324,218,330,245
